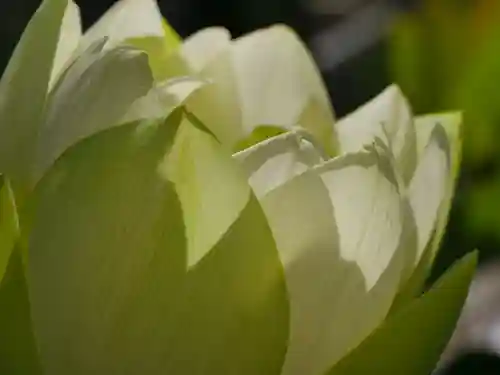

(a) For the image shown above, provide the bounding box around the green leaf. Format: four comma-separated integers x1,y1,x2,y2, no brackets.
27,109,288,375
33,40,153,183
0,247,42,375
327,251,477,375
0,0,71,189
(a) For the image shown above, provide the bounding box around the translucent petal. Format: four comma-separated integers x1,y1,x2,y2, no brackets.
334,84,417,183
327,252,477,375
259,143,405,375
123,77,208,123
182,27,231,71
414,113,461,266
49,0,82,90
27,110,288,375
185,44,243,146
34,41,153,182
79,0,164,52
407,124,450,272
0,0,73,188
231,25,335,154
393,113,460,305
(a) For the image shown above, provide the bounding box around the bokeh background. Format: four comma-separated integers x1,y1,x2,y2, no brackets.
2,0,500,373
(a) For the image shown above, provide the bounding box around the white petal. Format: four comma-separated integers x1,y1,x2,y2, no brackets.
34,42,153,181
233,130,324,197
184,45,243,146
79,0,164,52
407,121,451,269
334,84,417,183
49,0,82,90
259,143,405,375
123,77,208,123
231,25,335,154
182,27,231,72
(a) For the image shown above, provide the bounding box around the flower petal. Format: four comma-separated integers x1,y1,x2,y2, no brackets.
394,113,459,305
123,77,209,123
49,0,82,90
182,27,231,72
407,123,450,273
327,252,477,375
334,84,417,183
415,113,461,265
184,43,243,146
259,142,405,375
233,130,324,197
231,25,335,154
27,110,288,375
0,0,75,189
0,179,18,283
34,41,153,183
0,247,42,375
79,0,165,52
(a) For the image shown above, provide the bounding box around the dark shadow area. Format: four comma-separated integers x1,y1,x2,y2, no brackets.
440,352,500,375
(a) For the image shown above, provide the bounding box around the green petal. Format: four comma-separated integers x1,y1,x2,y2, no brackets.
0,246,42,375
27,109,288,375
334,84,417,183
79,0,165,53
327,251,477,375
33,40,153,183
0,180,41,375
0,178,18,283
231,25,335,154
126,19,185,81
126,36,189,81
0,0,72,188
394,112,461,306
255,142,405,375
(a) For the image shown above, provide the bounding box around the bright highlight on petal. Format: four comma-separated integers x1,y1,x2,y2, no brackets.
258,142,405,375
182,27,231,71
335,84,417,183
49,0,81,90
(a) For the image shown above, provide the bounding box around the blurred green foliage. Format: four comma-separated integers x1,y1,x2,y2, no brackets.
389,0,500,275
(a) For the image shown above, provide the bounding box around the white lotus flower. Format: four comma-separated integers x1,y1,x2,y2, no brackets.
0,1,475,375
